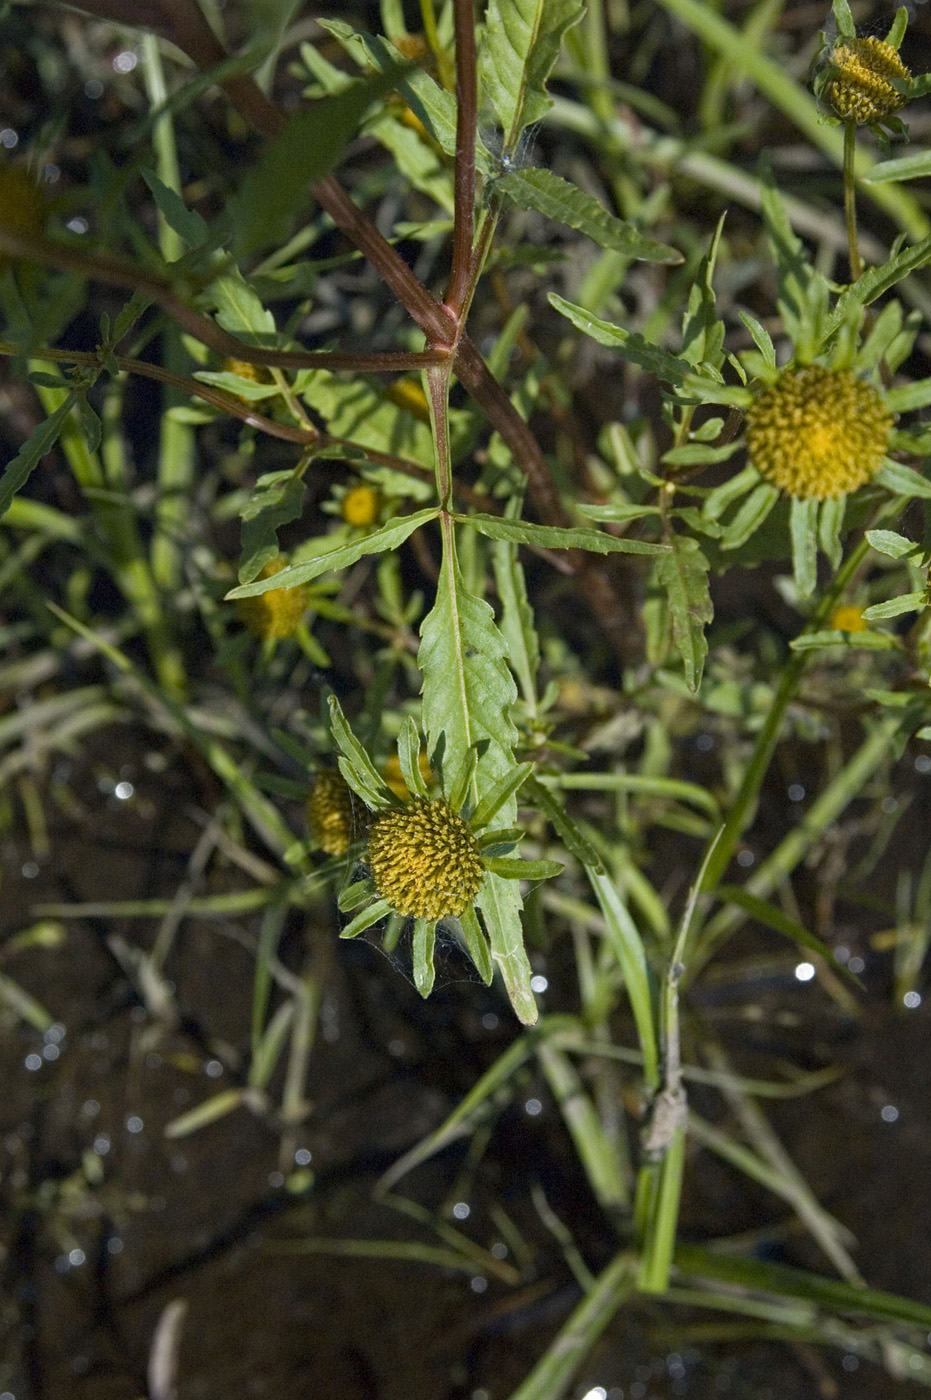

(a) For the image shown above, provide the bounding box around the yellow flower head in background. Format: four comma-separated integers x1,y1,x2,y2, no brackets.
341,482,381,528
830,604,869,633
825,36,911,125
367,797,485,921
0,164,44,273
235,557,307,639
307,770,358,856
744,366,892,500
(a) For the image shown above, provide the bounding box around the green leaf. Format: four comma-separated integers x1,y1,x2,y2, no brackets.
525,775,605,874
239,471,307,583
818,496,844,571
459,905,494,984
661,441,742,467
549,294,692,385
226,510,439,596
234,64,410,255
0,397,75,522
589,871,658,1090
494,167,681,263
876,459,931,501
397,716,429,799
461,512,668,557
790,496,818,599
674,1244,931,1328
471,761,534,830
412,918,436,997
716,885,861,985
720,481,779,550
680,214,726,372
340,897,393,939
865,150,931,184
321,20,459,160
831,235,931,324
651,534,712,692
536,1041,629,1209
481,0,585,148
831,0,856,39
485,857,563,880
862,592,925,620
141,168,209,250
790,630,899,652
737,310,776,371
491,507,540,709
327,696,396,810
885,377,931,413
866,528,921,560
419,533,536,1023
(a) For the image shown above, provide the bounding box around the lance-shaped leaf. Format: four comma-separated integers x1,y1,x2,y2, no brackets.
494,168,681,263
549,294,693,386
461,512,668,557
226,510,439,596
234,63,411,256
651,534,712,693
0,397,75,522
239,470,307,583
482,0,585,149
419,535,537,1023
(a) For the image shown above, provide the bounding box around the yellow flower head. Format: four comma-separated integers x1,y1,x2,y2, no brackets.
830,604,868,633
0,164,44,273
307,771,357,855
222,358,273,385
745,367,892,500
367,797,484,921
382,751,433,801
825,37,910,125
341,482,381,528
235,557,307,639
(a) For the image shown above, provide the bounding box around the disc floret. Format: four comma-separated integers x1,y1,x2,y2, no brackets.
307,771,358,856
824,36,911,126
744,366,892,500
368,797,485,920
235,557,308,639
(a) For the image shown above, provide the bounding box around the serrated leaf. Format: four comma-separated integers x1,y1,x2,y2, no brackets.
141,168,209,251
0,397,75,522
226,510,439,596
208,266,277,346
831,235,931,328
549,294,692,385
494,167,680,262
680,214,726,371
239,471,307,583
652,534,712,692
419,533,536,1023
862,592,925,620
877,459,931,501
462,511,668,556
492,509,540,709
790,496,819,599
482,0,585,148
866,528,921,560
234,65,410,256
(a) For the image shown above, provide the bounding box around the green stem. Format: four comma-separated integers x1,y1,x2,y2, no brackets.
843,120,862,281
697,531,871,900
